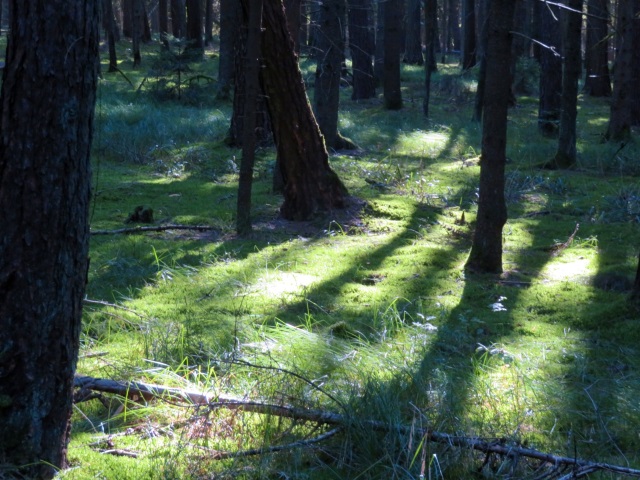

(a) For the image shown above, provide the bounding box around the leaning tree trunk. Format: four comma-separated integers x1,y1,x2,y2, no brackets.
548,0,582,169
314,0,355,150
284,0,301,52
256,0,348,220
383,0,403,110
0,1,99,478
583,0,611,97
537,1,562,137
348,0,375,100
465,0,515,274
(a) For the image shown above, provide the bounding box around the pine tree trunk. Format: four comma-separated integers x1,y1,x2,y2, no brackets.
461,0,476,70
383,0,402,110
159,0,169,46
349,0,375,100
284,0,301,52
465,0,515,274
217,0,241,99
583,0,611,96
0,1,99,477
257,0,348,220
404,0,423,65
104,0,119,71
423,0,437,116
171,0,185,37
537,1,562,137
132,0,142,67
549,0,582,169
186,0,204,55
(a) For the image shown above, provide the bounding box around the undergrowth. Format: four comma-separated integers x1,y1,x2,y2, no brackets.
66,40,640,479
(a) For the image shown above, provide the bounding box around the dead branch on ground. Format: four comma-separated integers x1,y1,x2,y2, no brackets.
73,375,640,477
90,224,219,235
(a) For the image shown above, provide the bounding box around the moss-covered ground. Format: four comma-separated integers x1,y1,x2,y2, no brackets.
64,42,640,479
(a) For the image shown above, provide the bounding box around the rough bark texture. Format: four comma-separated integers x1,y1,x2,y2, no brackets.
217,0,241,99
0,1,99,477
258,0,348,220
461,0,476,70
472,0,490,122
404,0,424,65
605,0,640,142
348,0,375,100
583,0,611,97
537,1,562,137
284,0,301,52
465,0,515,274
383,0,403,110
549,0,582,169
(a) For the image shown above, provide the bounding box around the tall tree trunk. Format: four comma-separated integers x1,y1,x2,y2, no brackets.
349,0,376,100
171,0,185,37
285,0,301,52
548,0,582,169
583,0,611,96
448,0,461,52
314,0,354,150
186,0,204,55
465,0,516,274
132,0,142,67
104,0,119,71
217,0,241,99
461,0,476,69
374,0,384,86
605,0,640,141
404,0,424,65
537,0,562,136
236,0,263,235
383,0,402,109
472,0,490,122
123,0,133,38
159,0,169,46
141,0,152,42
0,1,99,477
256,0,348,220
204,0,214,45
423,0,437,116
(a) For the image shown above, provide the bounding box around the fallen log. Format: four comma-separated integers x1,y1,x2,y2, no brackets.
73,375,640,477
90,224,219,236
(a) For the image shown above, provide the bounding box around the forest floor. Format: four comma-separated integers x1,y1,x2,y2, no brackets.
64,41,640,479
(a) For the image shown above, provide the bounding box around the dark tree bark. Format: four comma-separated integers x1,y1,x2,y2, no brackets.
132,0,142,67
159,0,169,46
204,0,214,45
123,0,133,38
583,0,611,96
423,0,437,116
605,0,640,141
314,0,355,150
383,0,403,109
537,0,562,136
547,0,582,169
285,0,301,52
217,0,241,99
404,0,424,65
0,1,99,477
633,250,640,300
171,0,185,38
448,0,461,52
465,0,516,274
256,0,348,220
349,0,376,100
461,0,476,69
374,0,384,86
472,0,490,122
141,1,152,43
236,0,263,235
104,0,119,72
186,0,204,55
